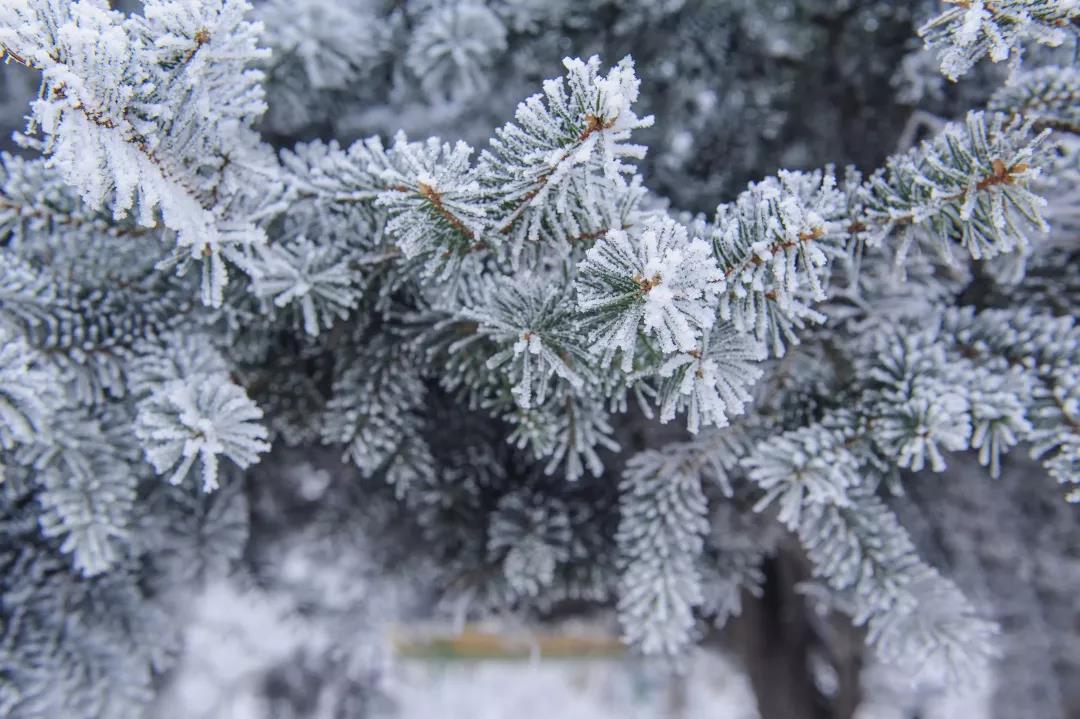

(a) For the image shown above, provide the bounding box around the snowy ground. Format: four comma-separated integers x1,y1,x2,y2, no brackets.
154,579,760,718
154,576,990,719
389,652,759,719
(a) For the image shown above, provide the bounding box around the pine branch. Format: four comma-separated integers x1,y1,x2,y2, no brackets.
616,447,709,656
0,0,274,306
989,65,1080,133
919,0,1080,80
854,111,1050,264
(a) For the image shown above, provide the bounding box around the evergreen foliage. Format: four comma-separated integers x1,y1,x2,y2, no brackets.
0,0,1078,716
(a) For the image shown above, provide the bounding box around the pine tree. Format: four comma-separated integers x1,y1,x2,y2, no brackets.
1,1,1078,717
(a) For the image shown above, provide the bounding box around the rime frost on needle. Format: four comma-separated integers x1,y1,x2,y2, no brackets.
0,0,273,306
135,378,269,491
0,326,53,450
2,0,1080,710
578,216,723,371
656,325,765,433
481,55,653,264
616,449,709,656
744,423,861,529
710,170,845,356
919,0,1080,80
462,277,588,410
376,133,488,265
251,237,359,335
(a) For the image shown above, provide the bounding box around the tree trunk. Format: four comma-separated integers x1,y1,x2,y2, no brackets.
726,551,863,719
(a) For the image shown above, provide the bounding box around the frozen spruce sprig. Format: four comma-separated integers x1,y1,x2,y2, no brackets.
968,374,1034,478
0,0,273,306
406,1,507,103
616,447,709,657
860,328,974,473
870,392,973,473
1030,367,1080,499
744,418,1000,674
942,307,1080,498
376,133,488,268
744,421,862,530
577,216,723,371
919,0,1080,81
135,375,269,491
710,170,847,357
26,409,139,577
321,336,430,488
847,310,1034,479
255,0,387,132
989,65,1080,131
856,111,1050,265
251,236,360,335
487,490,572,601
479,55,654,264
507,389,620,481
656,324,765,434
460,276,590,410
798,489,999,678
0,325,54,450
279,55,653,271
127,332,230,398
